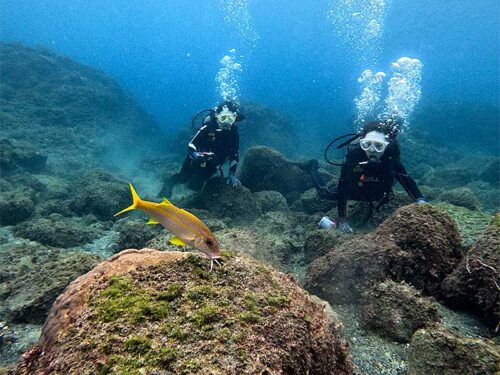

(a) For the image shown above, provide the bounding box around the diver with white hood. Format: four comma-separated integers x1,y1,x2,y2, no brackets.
309,119,426,233
160,100,244,197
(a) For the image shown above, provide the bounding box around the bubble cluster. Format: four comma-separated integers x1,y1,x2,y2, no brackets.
354,57,423,132
354,69,386,127
218,0,259,48
215,49,242,103
380,57,423,130
327,0,392,64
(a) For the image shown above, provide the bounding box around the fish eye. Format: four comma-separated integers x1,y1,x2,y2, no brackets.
205,238,214,246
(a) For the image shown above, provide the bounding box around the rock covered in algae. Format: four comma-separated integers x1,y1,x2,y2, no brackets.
305,204,462,304
361,280,441,343
441,214,500,331
18,249,353,374
407,325,500,375
239,146,313,197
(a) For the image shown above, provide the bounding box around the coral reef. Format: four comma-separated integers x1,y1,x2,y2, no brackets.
420,167,476,189
18,249,353,374
305,204,462,304
441,214,500,330
407,325,500,375
361,280,441,343
0,139,47,176
479,158,500,185
113,218,162,252
291,188,336,214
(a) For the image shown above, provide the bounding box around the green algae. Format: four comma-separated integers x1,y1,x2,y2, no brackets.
91,276,170,324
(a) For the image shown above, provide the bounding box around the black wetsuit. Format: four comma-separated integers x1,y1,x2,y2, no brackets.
164,116,239,194
311,141,423,218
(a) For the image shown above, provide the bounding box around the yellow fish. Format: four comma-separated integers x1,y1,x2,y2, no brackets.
115,184,221,267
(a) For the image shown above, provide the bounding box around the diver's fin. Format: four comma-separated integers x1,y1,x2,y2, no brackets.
169,236,187,246
147,217,159,225
114,183,142,216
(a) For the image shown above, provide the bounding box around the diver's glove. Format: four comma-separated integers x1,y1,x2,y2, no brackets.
227,171,241,187
191,151,204,160
337,217,354,234
416,198,427,204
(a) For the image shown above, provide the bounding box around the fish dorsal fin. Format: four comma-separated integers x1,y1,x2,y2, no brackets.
147,218,159,225
169,236,187,246
162,197,172,205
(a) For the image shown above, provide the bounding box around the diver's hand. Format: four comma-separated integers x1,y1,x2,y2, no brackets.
416,198,427,204
227,171,241,187
191,152,204,160
337,218,354,234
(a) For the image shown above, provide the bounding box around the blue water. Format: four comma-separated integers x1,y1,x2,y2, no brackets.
1,0,498,150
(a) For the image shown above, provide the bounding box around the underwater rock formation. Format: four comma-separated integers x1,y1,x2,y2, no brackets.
0,242,101,324
420,167,476,189
438,187,480,211
253,190,289,213
113,218,162,252
0,188,35,226
14,214,104,248
69,170,130,221
441,214,500,331
407,325,500,375
181,178,262,225
479,158,500,186
0,139,47,176
18,249,353,374
303,229,350,264
361,280,441,343
0,43,166,175
305,204,462,304
291,188,336,214
238,102,301,157
239,146,313,198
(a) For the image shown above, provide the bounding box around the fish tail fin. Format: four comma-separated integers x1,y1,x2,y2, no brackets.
114,183,142,216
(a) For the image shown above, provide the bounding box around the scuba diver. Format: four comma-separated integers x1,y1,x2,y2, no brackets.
160,100,244,197
309,119,426,233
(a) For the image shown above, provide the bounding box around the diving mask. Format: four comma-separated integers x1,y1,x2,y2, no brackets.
360,131,389,161
216,106,237,129
360,131,389,153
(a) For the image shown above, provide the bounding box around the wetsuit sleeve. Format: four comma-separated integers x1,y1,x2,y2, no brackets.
188,126,208,156
228,130,239,173
394,160,424,201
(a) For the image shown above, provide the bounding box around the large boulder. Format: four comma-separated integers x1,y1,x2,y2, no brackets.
69,170,130,221
253,190,289,213
407,326,500,375
0,242,101,324
305,204,463,304
181,178,262,225
14,214,104,247
441,214,500,330
303,229,350,264
0,188,35,226
239,146,313,197
438,187,480,211
18,249,353,374
361,280,441,343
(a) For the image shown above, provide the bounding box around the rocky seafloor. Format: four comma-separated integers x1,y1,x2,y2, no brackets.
0,42,499,374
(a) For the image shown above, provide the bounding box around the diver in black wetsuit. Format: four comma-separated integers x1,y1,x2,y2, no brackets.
160,101,243,197
310,120,426,233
